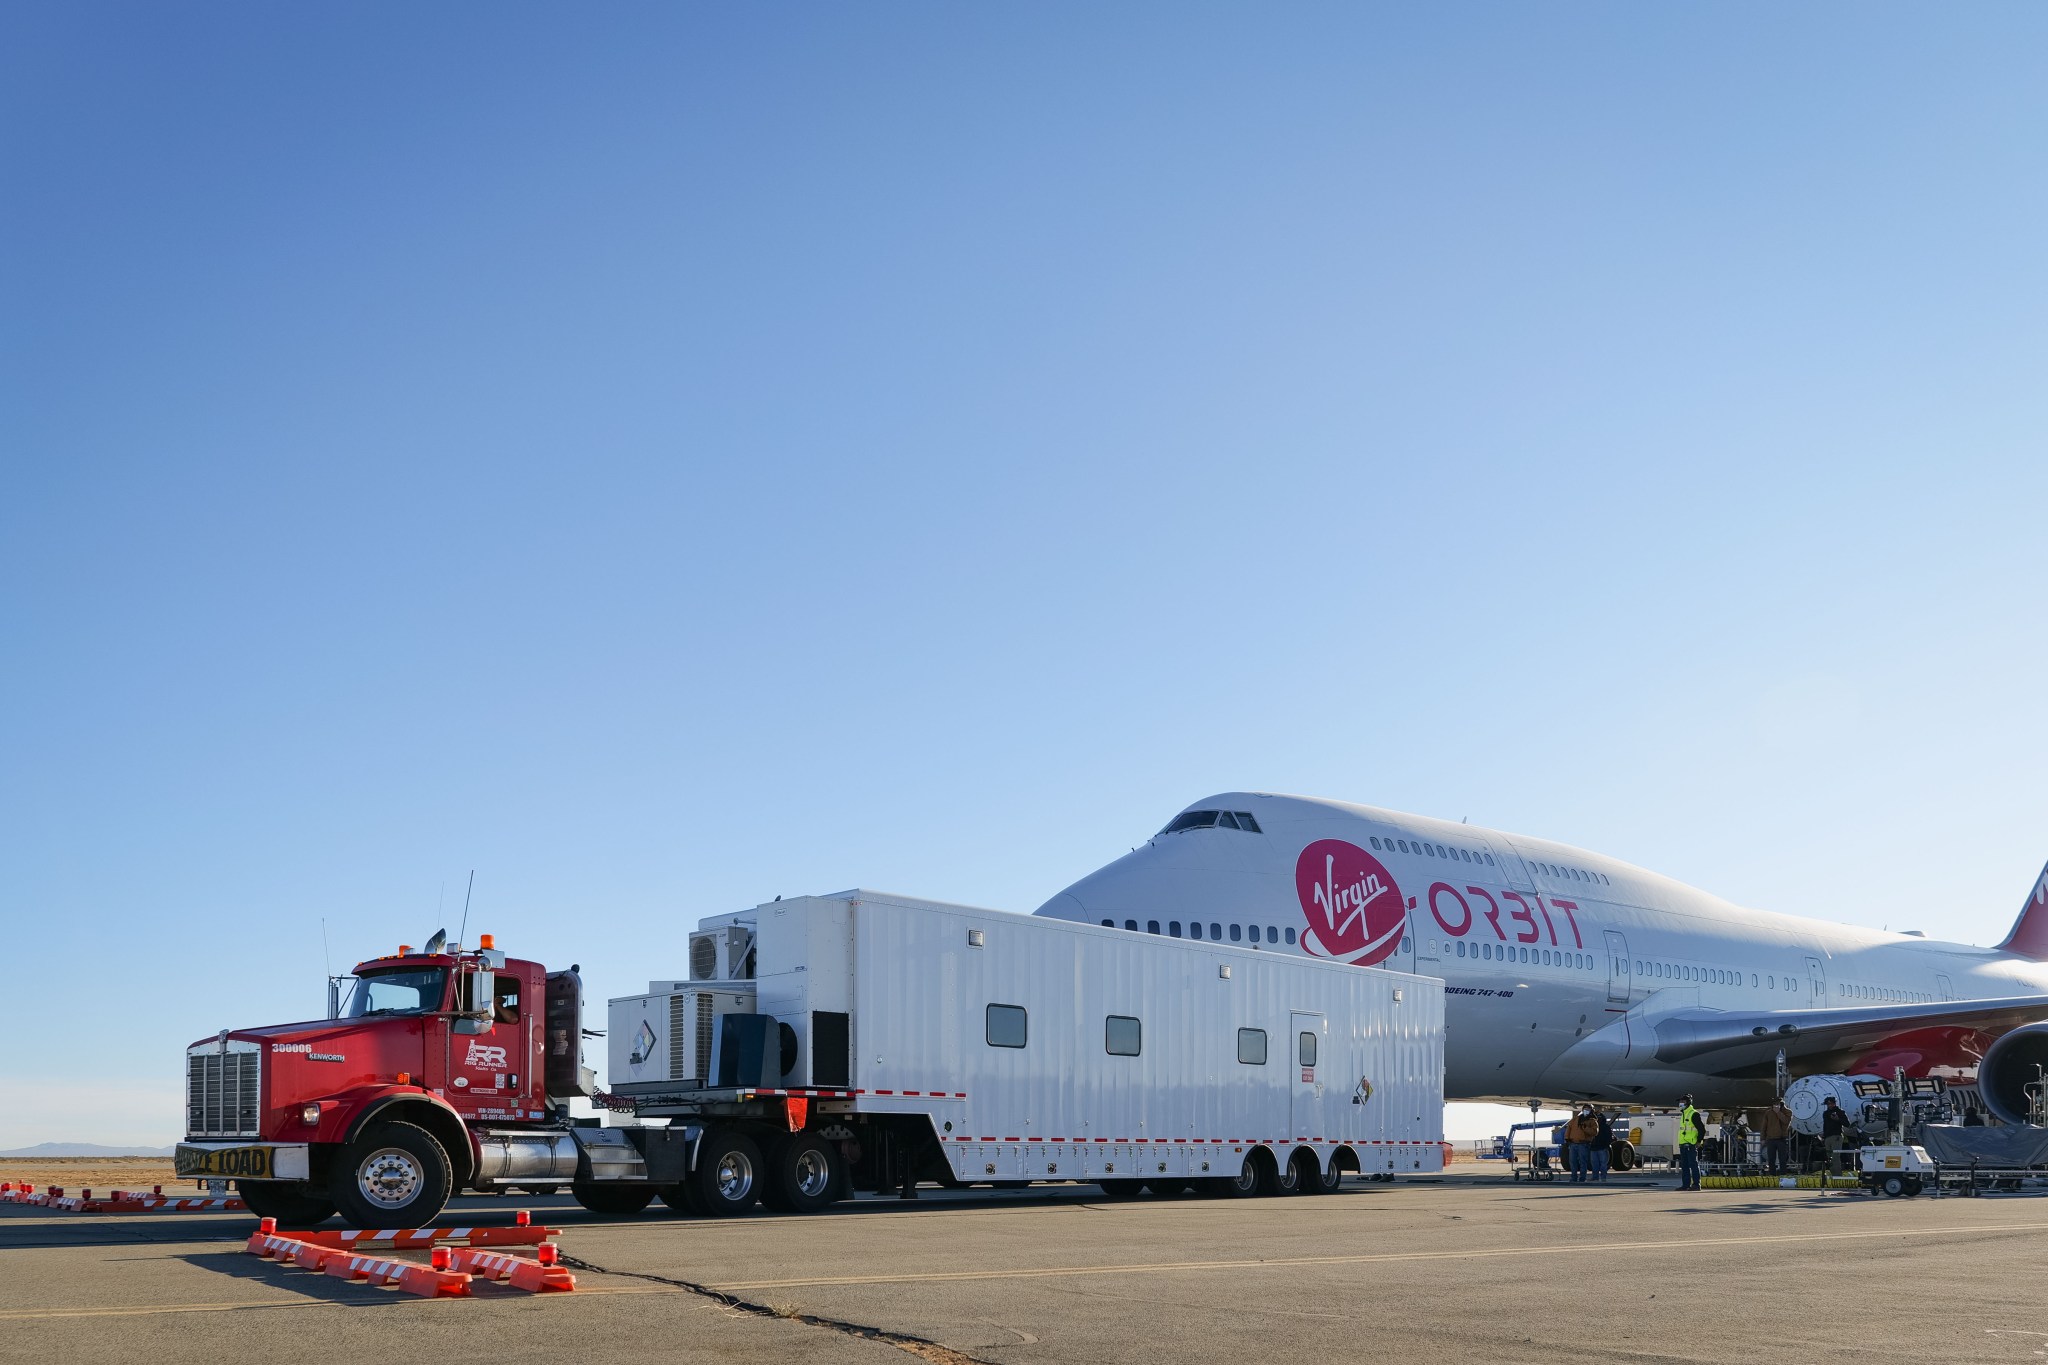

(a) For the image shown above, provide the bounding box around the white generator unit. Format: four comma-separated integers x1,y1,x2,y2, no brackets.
608,983,758,1092
602,890,1446,1215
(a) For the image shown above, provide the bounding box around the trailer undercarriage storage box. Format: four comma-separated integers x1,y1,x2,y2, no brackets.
609,890,1445,1206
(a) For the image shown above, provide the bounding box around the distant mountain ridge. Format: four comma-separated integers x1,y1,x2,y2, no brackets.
0,1142,175,1158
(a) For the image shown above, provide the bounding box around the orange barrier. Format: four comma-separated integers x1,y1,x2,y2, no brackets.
322,1251,472,1298
248,1230,338,1268
446,1243,576,1293
289,1220,559,1251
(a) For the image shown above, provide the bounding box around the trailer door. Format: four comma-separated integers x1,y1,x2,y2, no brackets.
1290,1011,1325,1138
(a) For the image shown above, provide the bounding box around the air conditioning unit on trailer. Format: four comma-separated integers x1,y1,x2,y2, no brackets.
688,925,754,982
607,982,756,1095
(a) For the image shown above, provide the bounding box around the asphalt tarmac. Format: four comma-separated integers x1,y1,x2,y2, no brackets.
5,1170,2046,1364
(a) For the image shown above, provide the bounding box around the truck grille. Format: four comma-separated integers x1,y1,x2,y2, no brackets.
187,1050,261,1137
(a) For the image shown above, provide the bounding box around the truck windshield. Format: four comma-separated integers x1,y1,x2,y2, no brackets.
344,968,448,1017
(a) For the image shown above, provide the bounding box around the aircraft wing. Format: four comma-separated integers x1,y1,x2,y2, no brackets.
1648,995,2048,1076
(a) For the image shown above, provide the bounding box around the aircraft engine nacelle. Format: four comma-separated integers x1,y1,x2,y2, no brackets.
1978,1022,2048,1125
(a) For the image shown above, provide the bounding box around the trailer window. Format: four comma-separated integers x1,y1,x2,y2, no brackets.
1237,1028,1267,1065
1299,1032,1317,1067
1106,1016,1142,1056
985,1004,1028,1049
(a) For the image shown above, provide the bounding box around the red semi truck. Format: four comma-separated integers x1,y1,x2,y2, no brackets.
176,931,611,1227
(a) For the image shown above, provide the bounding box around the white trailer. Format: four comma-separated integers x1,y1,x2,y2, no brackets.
601,890,1445,1214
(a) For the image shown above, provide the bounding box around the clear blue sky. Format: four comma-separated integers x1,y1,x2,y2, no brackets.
4,5,2046,1147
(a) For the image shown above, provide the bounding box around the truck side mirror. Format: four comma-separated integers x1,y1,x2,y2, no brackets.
454,968,495,1019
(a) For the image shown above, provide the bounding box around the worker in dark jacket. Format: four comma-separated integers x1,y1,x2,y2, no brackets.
1591,1109,1614,1182
1820,1096,1851,1175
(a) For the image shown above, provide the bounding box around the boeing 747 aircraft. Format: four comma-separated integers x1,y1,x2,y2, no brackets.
1035,793,2048,1121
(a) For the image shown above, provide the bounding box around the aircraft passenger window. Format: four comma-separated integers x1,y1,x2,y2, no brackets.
1105,1015,1142,1057
1217,812,1242,830
1299,1031,1318,1067
1169,921,1182,938
1230,924,1242,942
1522,947,1531,962
1398,840,1410,853
1486,854,1496,865
1238,1028,1267,1065
1285,928,1296,945
1266,926,1279,944
1235,813,1262,833
1101,919,1114,927
1188,922,1203,940
986,1004,1028,1048
1147,920,1160,935
1124,919,1138,932
1211,922,1221,939
1371,837,1383,850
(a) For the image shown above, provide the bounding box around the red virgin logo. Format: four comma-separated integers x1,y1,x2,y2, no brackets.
1296,840,1405,966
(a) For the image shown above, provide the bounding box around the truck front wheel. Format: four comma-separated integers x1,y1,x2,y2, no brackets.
330,1121,453,1228
238,1181,337,1227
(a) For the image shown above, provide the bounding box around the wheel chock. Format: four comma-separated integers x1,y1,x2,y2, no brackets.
446,1243,576,1293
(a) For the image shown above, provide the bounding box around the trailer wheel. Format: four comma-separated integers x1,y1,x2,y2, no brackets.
329,1121,452,1228
1218,1149,1275,1199
237,1181,336,1227
1096,1179,1144,1199
571,1183,655,1215
1274,1152,1303,1195
690,1130,762,1216
1904,1176,1924,1197
1880,1174,1908,1198
1285,1149,1328,1195
1303,1155,1342,1195
762,1133,842,1214
1608,1140,1636,1173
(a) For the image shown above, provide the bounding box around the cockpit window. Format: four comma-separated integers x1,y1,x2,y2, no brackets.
1160,809,1263,835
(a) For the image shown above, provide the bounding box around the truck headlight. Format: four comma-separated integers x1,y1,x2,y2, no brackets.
300,1103,321,1126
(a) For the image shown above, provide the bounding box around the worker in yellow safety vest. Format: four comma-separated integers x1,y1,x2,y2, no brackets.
1676,1095,1704,1191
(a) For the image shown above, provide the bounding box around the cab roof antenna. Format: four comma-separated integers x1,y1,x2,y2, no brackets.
457,869,475,951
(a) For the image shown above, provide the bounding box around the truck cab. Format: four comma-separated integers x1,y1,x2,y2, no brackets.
177,933,592,1227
